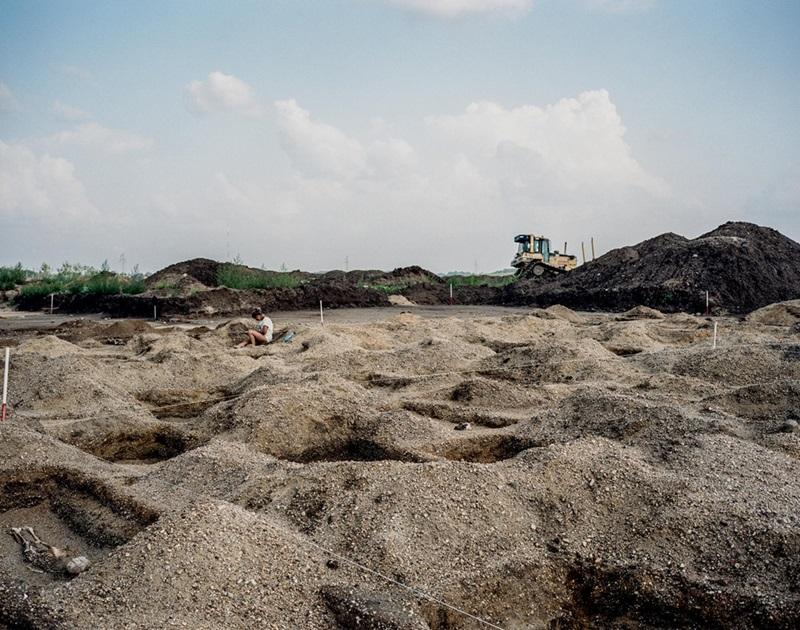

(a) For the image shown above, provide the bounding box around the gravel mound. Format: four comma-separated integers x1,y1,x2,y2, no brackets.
1,307,799,628
747,299,800,326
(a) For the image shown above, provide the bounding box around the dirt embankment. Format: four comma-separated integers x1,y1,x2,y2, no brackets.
11,222,800,317
502,222,800,313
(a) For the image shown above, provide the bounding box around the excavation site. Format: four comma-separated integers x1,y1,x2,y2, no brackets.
0,300,798,629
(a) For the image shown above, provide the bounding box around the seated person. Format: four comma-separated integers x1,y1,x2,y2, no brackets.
237,308,273,347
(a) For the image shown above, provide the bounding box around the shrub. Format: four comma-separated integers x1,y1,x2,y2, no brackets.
19,280,64,298
83,272,123,295
0,263,26,290
217,263,303,290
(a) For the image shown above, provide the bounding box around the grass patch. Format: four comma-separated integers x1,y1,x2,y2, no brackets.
217,263,304,290
445,275,517,288
369,283,407,294
17,268,147,299
0,263,26,290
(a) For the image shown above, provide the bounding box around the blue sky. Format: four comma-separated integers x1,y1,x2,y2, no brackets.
1,0,798,273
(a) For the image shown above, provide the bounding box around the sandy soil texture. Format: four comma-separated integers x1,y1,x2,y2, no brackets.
0,303,799,629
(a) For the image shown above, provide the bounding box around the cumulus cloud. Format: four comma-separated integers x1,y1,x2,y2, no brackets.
0,82,21,112
52,100,91,122
383,0,533,17
426,90,668,197
46,122,153,154
262,91,671,269
274,99,420,180
184,71,262,117
275,99,367,178
0,140,96,219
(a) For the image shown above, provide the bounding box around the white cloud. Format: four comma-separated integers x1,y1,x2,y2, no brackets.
275,99,367,178
274,99,420,180
383,0,533,17
261,92,671,269
52,100,91,122
0,82,21,112
426,90,668,196
46,122,153,154
0,140,96,220
184,71,262,117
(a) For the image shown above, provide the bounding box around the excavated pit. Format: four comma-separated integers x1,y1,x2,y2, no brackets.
292,438,425,464
0,467,158,626
430,434,533,463
136,388,227,419
402,399,523,428
67,426,197,464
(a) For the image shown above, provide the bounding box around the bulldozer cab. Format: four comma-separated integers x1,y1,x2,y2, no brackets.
515,234,550,263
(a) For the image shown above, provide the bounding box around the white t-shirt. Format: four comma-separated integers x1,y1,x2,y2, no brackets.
256,316,273,342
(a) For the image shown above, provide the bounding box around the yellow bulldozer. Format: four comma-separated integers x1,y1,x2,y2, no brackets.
511,234,577,279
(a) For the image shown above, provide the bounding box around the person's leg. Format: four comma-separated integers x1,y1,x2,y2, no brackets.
251,330,268,345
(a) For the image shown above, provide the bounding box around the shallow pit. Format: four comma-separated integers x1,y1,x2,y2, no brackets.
292,438,426,464
0,466,158,627
431,434,532,463
69,425,196,464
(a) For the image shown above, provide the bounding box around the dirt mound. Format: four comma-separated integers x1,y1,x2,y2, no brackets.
747,299,800,326
617,305,666,320
145,258,221,288
322,265,441,287
504,221,800,313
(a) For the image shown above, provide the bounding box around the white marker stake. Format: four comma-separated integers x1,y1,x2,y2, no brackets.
705,290,709,315
2,348,9,422
449,283,453,305
153,304,157,321
712,322,718,349
50,293,54,315
319,300,324,327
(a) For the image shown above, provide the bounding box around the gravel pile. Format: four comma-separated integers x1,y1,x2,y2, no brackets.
1,305,799,628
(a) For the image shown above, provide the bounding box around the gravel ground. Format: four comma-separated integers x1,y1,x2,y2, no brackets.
0,303,799,629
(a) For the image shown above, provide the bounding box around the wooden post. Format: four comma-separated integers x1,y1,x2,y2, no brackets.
591,237,596,261
563,242,567,254
1,347,9,421
581,242,586,265
319,300,324,327
449,283,454,305
50,293,54,315
712,322,718,349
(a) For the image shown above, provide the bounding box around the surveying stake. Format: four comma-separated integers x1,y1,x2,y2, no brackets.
1,348,9,421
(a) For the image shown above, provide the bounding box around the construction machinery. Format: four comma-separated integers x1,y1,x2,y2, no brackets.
511,234,577,279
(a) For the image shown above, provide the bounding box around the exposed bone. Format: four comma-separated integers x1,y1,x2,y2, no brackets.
7,526,89,576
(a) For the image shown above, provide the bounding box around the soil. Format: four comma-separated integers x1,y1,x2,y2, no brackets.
9,221,800,321
1,304,799,628
503,222,800,313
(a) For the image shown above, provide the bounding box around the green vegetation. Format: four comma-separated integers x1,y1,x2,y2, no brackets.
367,274,516,295
217,263,304,290
445,274,517,288
369,283,406,294
0,263,26,290
15,262,146,299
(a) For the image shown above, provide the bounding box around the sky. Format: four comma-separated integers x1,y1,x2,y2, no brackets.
1,0,799,274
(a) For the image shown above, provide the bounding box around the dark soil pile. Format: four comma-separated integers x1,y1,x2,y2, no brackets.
321,265,442,287
503,222,800,313
16,284,392,318
145,258,222,288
